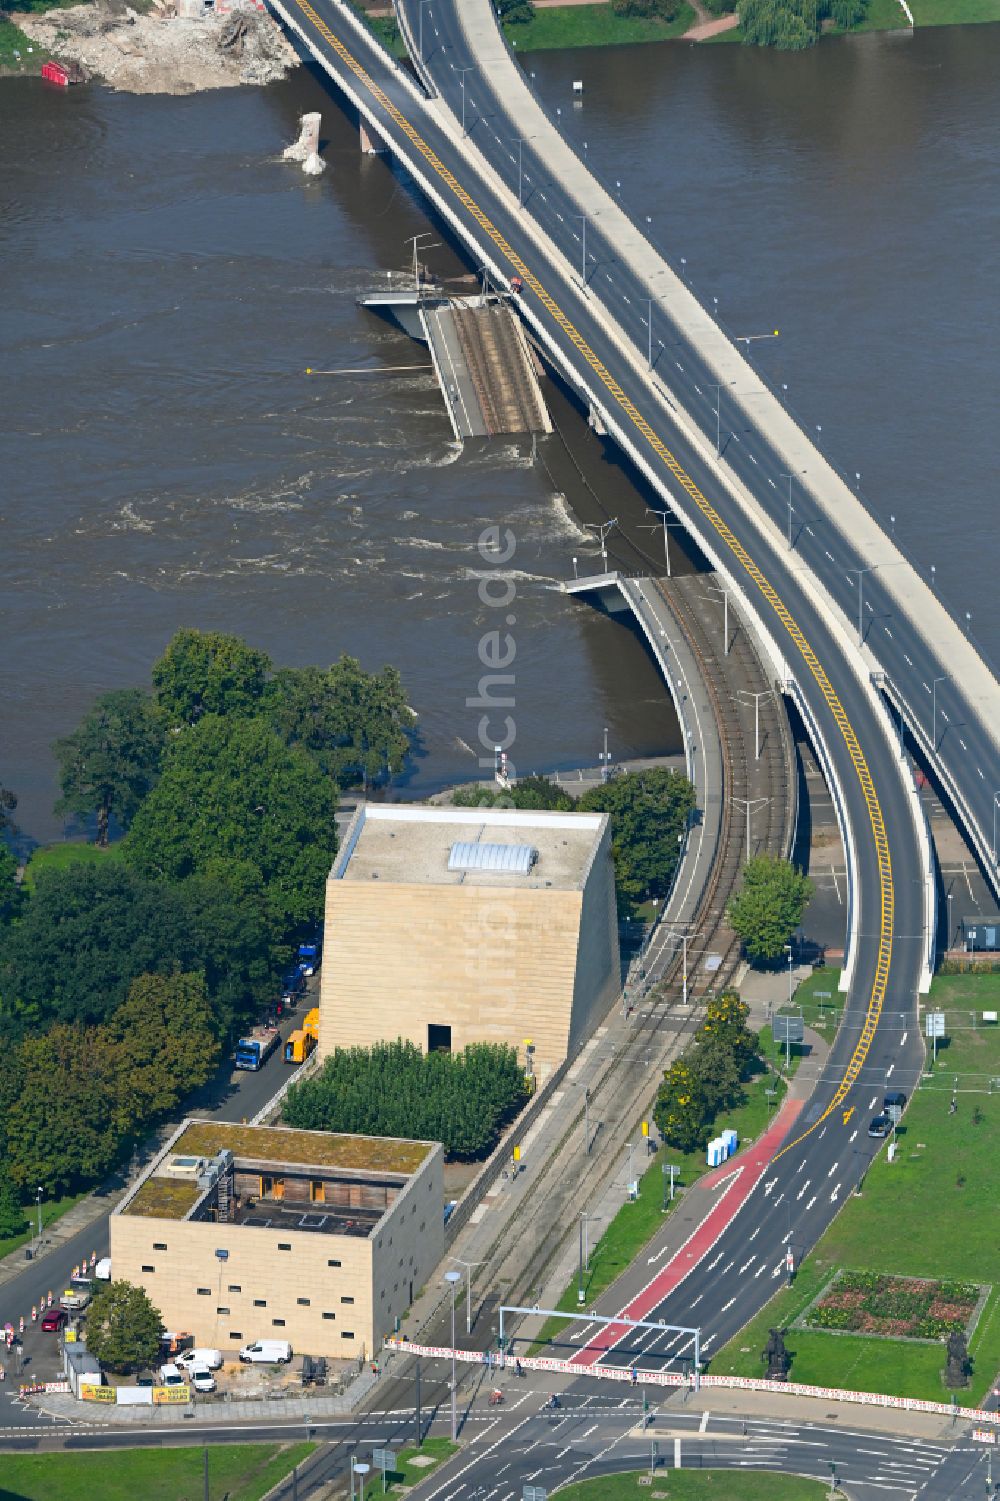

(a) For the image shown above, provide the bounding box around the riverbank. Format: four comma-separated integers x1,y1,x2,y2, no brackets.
9,1,296,91
503,0,1000,51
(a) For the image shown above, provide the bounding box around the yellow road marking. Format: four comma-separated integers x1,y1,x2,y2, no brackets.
842,1106,855,1125
292,0,895,1158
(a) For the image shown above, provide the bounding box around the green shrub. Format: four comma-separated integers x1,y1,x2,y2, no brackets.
285,1040,529,1160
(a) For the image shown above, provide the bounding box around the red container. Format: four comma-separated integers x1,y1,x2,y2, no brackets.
41,60,71,86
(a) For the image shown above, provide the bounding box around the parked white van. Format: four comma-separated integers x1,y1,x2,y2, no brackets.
239,1340,292,1365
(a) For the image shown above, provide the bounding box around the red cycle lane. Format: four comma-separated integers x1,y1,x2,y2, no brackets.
570,1097,803,1368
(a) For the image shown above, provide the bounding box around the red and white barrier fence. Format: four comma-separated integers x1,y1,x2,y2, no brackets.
383,1337,1000,1424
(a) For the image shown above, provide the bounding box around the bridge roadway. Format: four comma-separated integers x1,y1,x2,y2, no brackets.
266,0,928,1367
399,0,1000,898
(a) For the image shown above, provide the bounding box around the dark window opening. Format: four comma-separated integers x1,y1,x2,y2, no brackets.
427,1023,452,1053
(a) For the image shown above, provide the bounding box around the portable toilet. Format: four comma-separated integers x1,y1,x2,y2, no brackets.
721,1128,738,1156
706,1138,725,1168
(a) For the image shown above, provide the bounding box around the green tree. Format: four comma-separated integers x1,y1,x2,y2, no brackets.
688,1031,744,1116
0,861,274,1036
267,657,415,787
123,715,338,934
153,629,271,727
578,768,696,915
727,855,813,964
106,972,220,1133
498,0,534,21
451,774,573,812
54,689,165,847
612,0,680,17
0,844,18,925
652,1058,709,1153
85,1281,163,1374
697,993,758,1073
0,782,20,924
738,0,867,47
6,1023,120,1193
0,1172,27,1240
0,782,16,835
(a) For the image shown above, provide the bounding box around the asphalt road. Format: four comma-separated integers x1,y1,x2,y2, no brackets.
399,0,999,883
0,1008,304,1426
265,1381,988,1501
269,0,928,1373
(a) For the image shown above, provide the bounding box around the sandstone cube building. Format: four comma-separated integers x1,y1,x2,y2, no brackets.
319,804,620,1080
111,1120,443,1360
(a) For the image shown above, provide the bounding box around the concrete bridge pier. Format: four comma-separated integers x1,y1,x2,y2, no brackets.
283,111,325,175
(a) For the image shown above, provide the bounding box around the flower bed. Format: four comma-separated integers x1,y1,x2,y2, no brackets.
806,1272,979,1341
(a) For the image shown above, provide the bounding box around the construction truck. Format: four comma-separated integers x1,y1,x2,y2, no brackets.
235,1027,280,1071
284,1029,317,1065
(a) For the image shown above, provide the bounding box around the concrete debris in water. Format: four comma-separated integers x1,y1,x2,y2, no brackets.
14,0,299,94
283,111,326,176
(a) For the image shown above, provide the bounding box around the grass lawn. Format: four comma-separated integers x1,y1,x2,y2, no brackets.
706,0,1000,44
757,1022,805,1078
385,1438,458,1492
713,975,1000,1405
504,3,695,52
0,17,45,69
553,1472,830,1501
22,840,119,891
530,1068,786,1352
911,0,1000,22
0,1189,90,1264
0,1443,316,1501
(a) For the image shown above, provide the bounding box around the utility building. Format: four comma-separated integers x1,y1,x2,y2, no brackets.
111,1120,443,1360
319,804,620,1080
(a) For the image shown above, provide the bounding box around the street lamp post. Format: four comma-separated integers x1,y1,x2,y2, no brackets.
786,944,794,1008
663,925,694,1005
575,214,589,284
354,1462,370,1501
34,1187,43,1255
731,796,769,863
779,472,803,548
600,725,611,783
444,1270,461,1440
450,1257,485,1337
577,1212,599,1304
738,689,772,761
932,675,948,751
993,790,1000,864
642,509,683,578
587,517,617,571
456,67,476,137
846,565,876,647
514,136,533,208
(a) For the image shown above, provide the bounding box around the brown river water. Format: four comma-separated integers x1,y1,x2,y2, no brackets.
2,21,998,841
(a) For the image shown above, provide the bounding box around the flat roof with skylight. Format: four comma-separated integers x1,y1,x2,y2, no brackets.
333,803,607,890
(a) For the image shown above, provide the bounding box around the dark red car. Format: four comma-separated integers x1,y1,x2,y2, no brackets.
41,1307,67,1333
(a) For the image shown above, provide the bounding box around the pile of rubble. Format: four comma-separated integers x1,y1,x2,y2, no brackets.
15,0,299,93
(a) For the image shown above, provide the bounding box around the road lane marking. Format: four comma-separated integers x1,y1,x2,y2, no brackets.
294,0,897,1174
700,1410,710,1432
796,1180,810,1200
